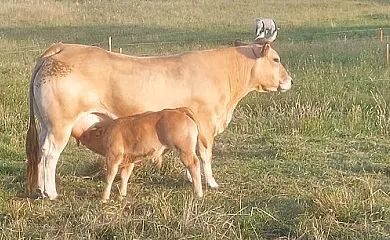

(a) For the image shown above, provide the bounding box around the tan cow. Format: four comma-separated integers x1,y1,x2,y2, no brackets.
26,29,292,200
78,107,206,201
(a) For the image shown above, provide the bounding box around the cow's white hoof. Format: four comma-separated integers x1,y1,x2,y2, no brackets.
33,189,46,199
44,191,58,200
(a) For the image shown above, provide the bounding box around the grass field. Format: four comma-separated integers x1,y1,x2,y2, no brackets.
1,0,390,239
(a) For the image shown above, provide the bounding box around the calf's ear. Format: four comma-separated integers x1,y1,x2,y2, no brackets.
94,127,105,138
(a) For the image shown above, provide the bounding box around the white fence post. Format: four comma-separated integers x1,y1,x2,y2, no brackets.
108,36,112,52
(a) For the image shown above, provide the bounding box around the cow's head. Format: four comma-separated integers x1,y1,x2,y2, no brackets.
78,122,110,156
236,28,293,93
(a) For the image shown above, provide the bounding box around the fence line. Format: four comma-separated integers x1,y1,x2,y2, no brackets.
0,27,389,56
0,40,107,52
0,37,382,55
0,37,386,55
308,27,390,35
1,26,389,53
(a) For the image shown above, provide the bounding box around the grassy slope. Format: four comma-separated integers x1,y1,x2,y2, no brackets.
1,0,390,239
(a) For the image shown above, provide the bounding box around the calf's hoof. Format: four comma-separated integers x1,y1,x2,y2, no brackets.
185,170,193,183
195,192,204,198
207,179,219,190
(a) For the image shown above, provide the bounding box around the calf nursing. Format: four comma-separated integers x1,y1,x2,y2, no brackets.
26,22,292,200
78,107,206,201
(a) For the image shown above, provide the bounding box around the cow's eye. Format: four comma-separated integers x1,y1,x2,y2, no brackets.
273,58,280,63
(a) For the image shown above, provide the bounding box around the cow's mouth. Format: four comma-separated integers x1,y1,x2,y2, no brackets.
278,79,293,92
278,88,289,93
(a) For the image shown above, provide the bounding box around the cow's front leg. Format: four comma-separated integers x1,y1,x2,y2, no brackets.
199,143,219,189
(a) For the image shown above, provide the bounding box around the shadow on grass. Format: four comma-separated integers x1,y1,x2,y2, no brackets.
214,135,279,162
137,174,189,190
337,160,390,177
367,1,390,6
232,196,314,239
74,159,106,181
324,140,390,178
216,147,278,162
71,154,190,193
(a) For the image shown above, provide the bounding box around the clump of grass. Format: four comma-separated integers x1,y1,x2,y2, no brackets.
297,176,390,239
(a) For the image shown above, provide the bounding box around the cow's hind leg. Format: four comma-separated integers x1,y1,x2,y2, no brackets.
38,127,71,200
35,127,47,197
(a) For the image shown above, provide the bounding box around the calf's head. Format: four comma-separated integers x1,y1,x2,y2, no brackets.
79,122,110,156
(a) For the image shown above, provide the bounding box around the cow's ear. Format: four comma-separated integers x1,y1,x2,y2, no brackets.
252,43,269,58
252,44,261,58
260,43,270,56
234,39,248,47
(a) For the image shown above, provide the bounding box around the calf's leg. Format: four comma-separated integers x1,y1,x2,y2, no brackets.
186,136,219,189
102,153,122,202
119,162,135,199
181,152,203,198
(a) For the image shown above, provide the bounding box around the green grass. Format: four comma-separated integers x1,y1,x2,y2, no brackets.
1,0,390,239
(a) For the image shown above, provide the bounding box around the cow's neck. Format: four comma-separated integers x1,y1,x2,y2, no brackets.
214,46,256,134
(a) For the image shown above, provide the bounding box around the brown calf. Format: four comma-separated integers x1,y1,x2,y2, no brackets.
79,107,207,201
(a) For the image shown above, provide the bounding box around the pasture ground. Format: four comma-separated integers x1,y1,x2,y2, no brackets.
1,0,390,239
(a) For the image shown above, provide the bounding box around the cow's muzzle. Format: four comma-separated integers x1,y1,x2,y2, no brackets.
278,77,293,92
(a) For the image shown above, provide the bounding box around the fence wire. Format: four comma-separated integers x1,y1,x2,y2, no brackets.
0,26,390,55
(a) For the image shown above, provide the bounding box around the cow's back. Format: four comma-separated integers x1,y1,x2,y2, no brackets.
33,43,252,141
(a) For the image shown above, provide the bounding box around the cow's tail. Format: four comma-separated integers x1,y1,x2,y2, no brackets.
26,43,63,192
180,107,208,151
